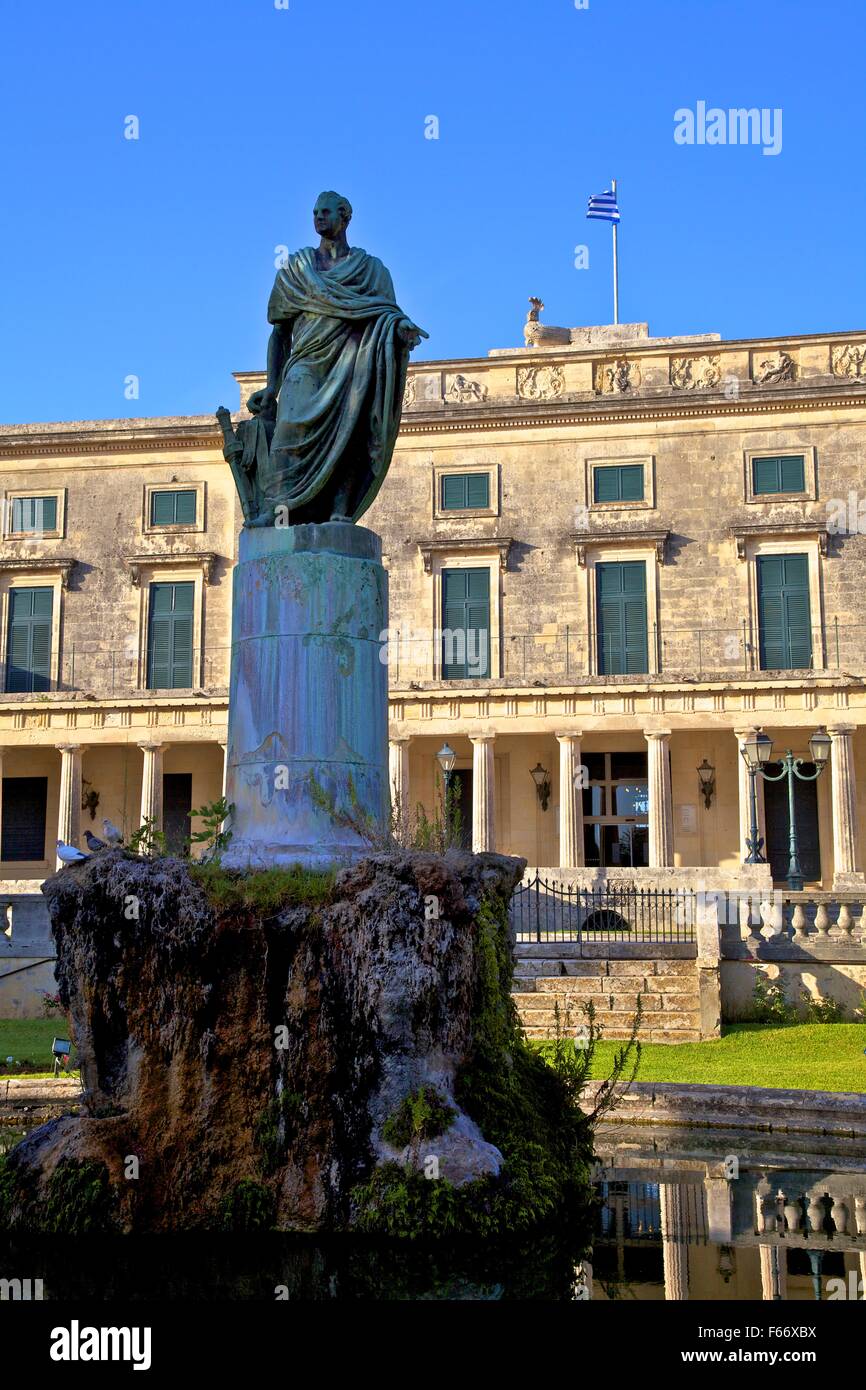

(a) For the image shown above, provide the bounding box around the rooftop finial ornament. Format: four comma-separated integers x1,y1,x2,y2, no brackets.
217,191,427,528
523,296,570,348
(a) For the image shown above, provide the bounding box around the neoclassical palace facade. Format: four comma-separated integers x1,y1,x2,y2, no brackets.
1,320,866,891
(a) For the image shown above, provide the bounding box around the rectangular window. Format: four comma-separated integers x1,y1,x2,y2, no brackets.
757,553,812,670
752,455,806,495
580,753,649,868
440,473,490,511
5,587,53,693
150,489,197,526
1,777,48,861
596,561,648,674
441,568,490,678
10,496,57,534
147,582,195,689
593,464,644,504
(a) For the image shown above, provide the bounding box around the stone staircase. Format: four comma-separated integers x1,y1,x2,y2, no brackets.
511,947,702,1043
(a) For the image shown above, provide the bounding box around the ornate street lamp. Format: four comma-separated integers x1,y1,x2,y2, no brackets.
743,728,830,890
740,730,773,864
436,742,456,800
529,762,551,811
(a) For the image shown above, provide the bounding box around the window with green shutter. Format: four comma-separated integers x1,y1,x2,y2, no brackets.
593,465,644,504
440,473,490,511
1,777,48,861
10,495,57,533
147,582,195,689
596,561,648,674
752,455,806,495
5,587,53,692
150,489,197,526
757,554,812,670
441,568,490,678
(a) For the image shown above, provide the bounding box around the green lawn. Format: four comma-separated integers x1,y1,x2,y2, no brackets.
585,1023,866,1093
5,1018,865,1092
0,1018,77,1075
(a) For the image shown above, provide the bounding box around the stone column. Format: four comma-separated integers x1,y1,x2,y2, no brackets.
222,523,388,869
218,742,228,800
735,728,766,864
469,734,496,853
659,1182,690,1300
759,1244,787,1300
828,725,865,886
645,731,673,868
388,737,411,824
138,742,166,831
556,732,584,869
56,744,83,866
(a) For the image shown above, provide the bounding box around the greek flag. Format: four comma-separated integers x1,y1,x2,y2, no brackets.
586,189,620,223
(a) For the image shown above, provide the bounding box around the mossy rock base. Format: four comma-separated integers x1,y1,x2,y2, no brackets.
2,849,594,1238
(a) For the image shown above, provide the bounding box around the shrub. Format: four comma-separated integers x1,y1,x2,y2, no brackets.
802,989,845,1024
218,1179,275,1232
382,1087,457,1149
751,973,798,1025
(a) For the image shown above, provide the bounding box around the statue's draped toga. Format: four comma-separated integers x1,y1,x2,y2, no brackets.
259,245,409,524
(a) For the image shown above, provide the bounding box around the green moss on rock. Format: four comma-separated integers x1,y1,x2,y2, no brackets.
218,1179,275,1232
190,863,336,914
43,1158,117,1235
254,1090,305,1175
0,1154,15,1229
382,1087,457,1149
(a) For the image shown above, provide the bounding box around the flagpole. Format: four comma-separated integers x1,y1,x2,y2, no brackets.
611,177,619,324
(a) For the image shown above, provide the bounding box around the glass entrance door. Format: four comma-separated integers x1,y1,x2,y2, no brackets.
581,753,650,868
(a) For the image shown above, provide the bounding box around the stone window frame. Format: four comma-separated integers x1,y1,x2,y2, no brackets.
742,533,827,672
421,541,508,681
2,487,66,541
0,566,66,691
131,560,208,691
743,445,816,505
142,480,206,536
577,539,662,677
432,462,499,520
585,455,655,514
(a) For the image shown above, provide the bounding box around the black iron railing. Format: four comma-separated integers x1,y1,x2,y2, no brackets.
510,872,697,945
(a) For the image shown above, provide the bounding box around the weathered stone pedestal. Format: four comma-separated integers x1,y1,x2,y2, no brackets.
222,522,388,868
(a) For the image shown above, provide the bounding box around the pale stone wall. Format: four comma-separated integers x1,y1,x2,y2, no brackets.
0,959,57,1019
722,957,866,1021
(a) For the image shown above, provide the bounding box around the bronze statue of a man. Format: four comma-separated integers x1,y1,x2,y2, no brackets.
218,192,426,527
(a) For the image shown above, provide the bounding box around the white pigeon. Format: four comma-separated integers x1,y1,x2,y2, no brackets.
57,840,89,864
102,818,124,846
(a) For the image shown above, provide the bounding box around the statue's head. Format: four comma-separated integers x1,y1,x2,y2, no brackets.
313,191,353,239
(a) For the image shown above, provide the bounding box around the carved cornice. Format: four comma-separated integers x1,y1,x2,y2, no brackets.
729,521,829,560
126,552,218,585
570,529,670,567
0,556,76,587
2,383,866,456
417,537,513,574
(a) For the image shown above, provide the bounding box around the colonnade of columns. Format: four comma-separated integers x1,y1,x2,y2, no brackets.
387,726,864,880
4,742,230,869
14,726,866,879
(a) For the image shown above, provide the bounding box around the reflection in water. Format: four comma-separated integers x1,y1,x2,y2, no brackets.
1,1121,863,1300
590,1125,866,1302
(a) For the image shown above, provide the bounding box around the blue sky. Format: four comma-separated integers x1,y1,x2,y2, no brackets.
1,0,863,423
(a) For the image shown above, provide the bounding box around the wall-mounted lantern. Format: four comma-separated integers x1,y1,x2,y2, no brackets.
696,758,716,809
529,762,551,811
